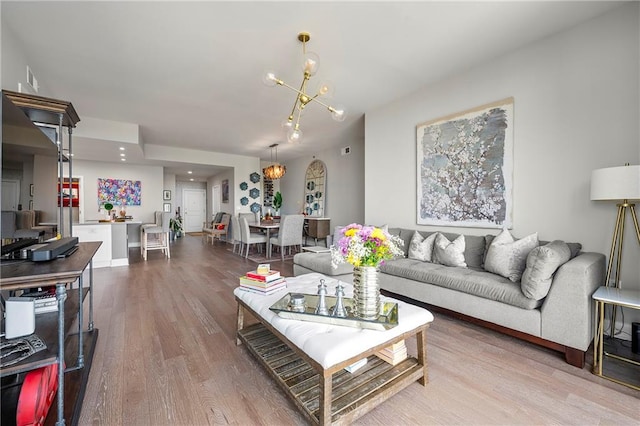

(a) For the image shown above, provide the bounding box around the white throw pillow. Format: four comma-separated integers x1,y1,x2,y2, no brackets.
484,229,539,282
521,240,571,300
408,231,437,262
434,233,467,267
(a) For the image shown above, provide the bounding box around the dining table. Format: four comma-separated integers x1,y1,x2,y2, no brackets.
249,221,280,258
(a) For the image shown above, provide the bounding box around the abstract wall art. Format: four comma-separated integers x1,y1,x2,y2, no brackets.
98,178,142,206
416,98,514,228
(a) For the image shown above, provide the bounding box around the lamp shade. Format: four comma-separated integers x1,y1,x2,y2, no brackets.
590,165,640,201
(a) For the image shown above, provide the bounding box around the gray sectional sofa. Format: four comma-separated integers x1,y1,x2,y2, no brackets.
293,226,605,368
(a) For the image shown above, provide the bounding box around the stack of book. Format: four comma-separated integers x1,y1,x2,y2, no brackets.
375,340,408,365
238,269,286,295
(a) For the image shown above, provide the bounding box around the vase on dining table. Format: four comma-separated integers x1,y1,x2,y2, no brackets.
352,266,380,320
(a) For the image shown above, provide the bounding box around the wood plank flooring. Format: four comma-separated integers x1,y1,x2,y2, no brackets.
78,235,638,425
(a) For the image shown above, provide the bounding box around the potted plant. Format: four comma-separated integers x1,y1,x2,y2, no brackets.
273,191,283,216
104,202,114,219
169,215,183,240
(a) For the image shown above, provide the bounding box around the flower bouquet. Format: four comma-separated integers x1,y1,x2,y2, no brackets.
330,224,404,319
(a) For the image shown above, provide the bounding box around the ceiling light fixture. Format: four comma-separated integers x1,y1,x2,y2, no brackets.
263,143,286,180
263,32,346,144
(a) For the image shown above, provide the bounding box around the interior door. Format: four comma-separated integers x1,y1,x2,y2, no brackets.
183,188,206,233
2,179,20,210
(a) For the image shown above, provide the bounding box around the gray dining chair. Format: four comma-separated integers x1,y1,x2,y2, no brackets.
269,214,305,260
239,216,267,258
230,215,242,254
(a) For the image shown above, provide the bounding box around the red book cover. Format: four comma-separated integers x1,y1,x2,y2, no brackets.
245,270,281,282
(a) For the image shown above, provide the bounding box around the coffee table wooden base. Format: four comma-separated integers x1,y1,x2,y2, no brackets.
236,298,429,425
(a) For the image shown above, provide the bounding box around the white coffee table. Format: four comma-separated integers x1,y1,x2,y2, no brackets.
234,273,434,425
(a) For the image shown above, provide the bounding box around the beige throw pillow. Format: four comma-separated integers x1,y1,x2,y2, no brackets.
434,233,467,267
408,231,437,262
484,229,539,282
521,240,571,300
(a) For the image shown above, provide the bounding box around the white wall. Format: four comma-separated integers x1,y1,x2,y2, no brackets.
279,134,365,229
66,160,164,223
365,4,640,331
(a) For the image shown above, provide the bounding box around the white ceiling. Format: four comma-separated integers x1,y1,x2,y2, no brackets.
1,1,623,181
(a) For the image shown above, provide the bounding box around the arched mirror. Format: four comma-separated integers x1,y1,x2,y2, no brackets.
303,159,326,217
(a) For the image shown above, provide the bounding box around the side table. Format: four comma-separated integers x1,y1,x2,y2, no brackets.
592,286,640,390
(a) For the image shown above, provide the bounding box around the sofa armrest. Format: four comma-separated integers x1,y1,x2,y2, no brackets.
540,252,605,351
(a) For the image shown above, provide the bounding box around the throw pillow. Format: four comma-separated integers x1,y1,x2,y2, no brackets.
216,224,225,230
521,240,571,300
408,231,437,262
484,229,539,282
433,233,467,267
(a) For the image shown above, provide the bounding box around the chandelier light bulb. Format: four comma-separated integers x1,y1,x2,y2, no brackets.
316,80,334,98
281,118,293,130
287,126,303,144
302,51,320,76
263,71,278,86
330,105,347,122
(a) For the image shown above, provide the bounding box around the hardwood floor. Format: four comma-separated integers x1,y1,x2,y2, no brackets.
78,235,638,425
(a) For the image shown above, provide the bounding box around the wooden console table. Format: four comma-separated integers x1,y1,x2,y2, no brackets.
1,241,101,425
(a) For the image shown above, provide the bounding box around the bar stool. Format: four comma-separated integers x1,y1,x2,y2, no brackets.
141,211,170,260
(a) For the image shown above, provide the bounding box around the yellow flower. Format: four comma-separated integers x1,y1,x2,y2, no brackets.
345,228,357,237
371,228,386,240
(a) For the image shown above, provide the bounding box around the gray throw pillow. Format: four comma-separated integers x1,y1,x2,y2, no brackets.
408,231,437,262
434,233,467,267
484,229,539,282
521,240,571,300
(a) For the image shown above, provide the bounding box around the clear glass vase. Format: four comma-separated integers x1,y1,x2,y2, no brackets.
352,266,380,320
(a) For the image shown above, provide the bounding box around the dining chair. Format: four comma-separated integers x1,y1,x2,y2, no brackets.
230,215,242,254
269,214,305,260
239,216,267,258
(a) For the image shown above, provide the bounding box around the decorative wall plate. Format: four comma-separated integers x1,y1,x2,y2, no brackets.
250,202,261,213
240,182,248,191
240,197,249,205
306,181,315,191
315,191,322,199
250,172,261,183
306,194,314,203
249,188,260,199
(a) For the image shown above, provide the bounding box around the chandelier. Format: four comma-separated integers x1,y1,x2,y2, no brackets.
263,32,346,144
263,143,286,180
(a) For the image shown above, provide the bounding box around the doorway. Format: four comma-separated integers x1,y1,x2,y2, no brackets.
1,179,20,210
183,188,206,233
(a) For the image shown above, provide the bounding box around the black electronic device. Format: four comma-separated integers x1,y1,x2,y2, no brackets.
30,237,79,262
1,239,38,257
632,322,639,354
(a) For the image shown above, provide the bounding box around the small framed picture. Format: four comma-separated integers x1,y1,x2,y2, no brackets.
30,184,34,197
29,200,34,210
163,190,171,200
163,203,171,213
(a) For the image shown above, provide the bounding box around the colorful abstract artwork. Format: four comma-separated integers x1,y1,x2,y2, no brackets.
98,178,142,206
416,98,514,228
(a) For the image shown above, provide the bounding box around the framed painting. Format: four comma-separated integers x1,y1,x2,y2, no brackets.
416,98,514,228
163,203,171,213
163,190,171,200
222,179,229,203
98,178,142,206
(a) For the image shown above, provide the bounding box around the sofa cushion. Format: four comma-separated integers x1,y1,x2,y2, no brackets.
380,258,541,310
521,240,571,300
408,231,437,262
434,233,467,267
293,252,353,277
484,229,539,282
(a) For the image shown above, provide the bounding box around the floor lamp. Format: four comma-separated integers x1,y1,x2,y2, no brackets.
590,164,640,337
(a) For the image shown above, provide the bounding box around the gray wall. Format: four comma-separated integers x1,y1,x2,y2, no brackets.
365,4,640,333
278,133,365,230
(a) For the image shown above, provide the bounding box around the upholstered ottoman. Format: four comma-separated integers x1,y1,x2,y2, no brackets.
293,252,353,283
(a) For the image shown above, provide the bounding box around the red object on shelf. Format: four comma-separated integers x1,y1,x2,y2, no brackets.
16,363,60,426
